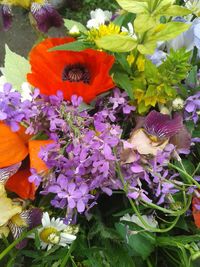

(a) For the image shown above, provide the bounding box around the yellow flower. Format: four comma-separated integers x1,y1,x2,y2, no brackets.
136,55,145,72
0,184,22,227
88,22,126,42
1,0,44,9
127,54,145,72
134,89,145,103
127,54,135,66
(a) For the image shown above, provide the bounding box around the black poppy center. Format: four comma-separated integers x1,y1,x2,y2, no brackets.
62,63,90,83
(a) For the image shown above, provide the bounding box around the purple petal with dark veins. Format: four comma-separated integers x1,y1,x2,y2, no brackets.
170,125,191,152
30,3,63,33
1,5,13,31
144,110,183,139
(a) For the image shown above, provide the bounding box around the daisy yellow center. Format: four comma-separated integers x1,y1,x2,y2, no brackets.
40,227,60,244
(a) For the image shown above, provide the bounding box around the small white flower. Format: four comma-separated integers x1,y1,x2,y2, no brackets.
0,76,7,91
121,23,137,40
37,212,77,250
86,8,112,29
172,97,185,111
21,82,33,101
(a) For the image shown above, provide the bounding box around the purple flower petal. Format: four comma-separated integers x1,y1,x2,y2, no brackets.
77,199,85,213
1,5,13,31
144,110,183,138
30,2,63,33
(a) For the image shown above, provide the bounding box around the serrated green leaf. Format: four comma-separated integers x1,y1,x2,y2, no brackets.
95,34,137,52
50,41,91,51
4,45,31,91
64,19,87,33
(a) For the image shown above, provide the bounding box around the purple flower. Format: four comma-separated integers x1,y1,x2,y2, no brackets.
0,83,32,131
1,5,13,31
184,91,200,123
144,110,183,139
30,2,63,33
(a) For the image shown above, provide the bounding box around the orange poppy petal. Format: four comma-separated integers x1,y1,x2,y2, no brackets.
28,140,54,173
6,169,36,200
192,197,200,228
17,125,32,145
0,123,28,168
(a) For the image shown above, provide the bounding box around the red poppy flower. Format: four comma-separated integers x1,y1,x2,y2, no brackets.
27,37,115,103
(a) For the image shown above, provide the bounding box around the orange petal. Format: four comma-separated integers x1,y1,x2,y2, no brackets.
5,169,36,200
17,125,32,145
0,123,28,168
192,197,200,228
29,140,54,173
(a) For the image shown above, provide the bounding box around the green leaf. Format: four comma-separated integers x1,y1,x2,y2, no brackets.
115,0,149,14
115,222,156,260
115,53,132,75
95,34,137,52
144,59,160,82
186,65,198,87
150,22,191,42
49,41,91,51
113,12,136,27
137,42,157,55
134,14,156,33
160,5,192,16
3,45,31,91
114,72,134,99
64,19,87,34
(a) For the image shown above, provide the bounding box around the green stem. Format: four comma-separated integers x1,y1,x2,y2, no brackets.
192,162,200,177
169,163,200,190
0,228,36,261
146,258,153,267
60,242,76,267
129,198,180,233
115,161,182,232
141,194,192,216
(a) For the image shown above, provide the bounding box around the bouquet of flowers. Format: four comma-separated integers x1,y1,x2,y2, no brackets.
1,0,200,266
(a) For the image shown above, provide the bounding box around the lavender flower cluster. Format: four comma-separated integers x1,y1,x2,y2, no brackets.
0,83,32,131
0,85,185,216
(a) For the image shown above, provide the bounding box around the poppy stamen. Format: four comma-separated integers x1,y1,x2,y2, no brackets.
62,64,90,83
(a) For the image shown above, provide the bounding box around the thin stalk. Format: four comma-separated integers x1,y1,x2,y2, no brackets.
60,242,76,267
169,163,200,190
0,228,36,261
115,161,181,232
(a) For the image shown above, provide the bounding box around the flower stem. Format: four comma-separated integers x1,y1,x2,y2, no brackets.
0,228,36,261
60,241,76,267
168,162,200,190
115,160,182,232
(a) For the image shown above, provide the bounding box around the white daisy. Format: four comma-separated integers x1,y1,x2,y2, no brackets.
37,212,77,250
